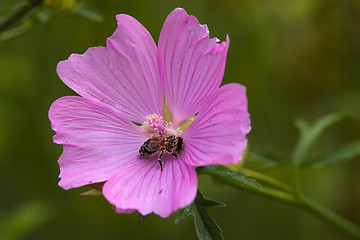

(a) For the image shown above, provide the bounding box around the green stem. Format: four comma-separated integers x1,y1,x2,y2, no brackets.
291,167,304,200
0,0,45,33
300,197,360,239
205,171,360,239
241,168,294,193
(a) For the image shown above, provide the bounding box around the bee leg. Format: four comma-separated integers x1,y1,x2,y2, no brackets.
166,149,179,159
158,160,163,171
172,153,179,159
158,149,164,171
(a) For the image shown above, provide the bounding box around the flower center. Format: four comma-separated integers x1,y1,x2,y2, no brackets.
142,114,170,134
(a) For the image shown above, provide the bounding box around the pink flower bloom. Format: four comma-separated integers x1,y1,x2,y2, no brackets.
49,8,250,218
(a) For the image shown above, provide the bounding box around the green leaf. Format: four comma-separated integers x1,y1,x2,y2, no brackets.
34,9,53,23
197,165,262,190
71,6,104,23
247,152,279,164
131,121,143,127
245,152,283,171
175,190,224,240
0,20,31,41
302,141,360,168
0,202,48,240
292,112,352,166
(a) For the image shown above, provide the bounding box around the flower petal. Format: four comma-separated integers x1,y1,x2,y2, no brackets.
181,83,250,166
57,14,163,123
115,208,136,214
49,96,146,189
158,8,229,128
103,155,197,218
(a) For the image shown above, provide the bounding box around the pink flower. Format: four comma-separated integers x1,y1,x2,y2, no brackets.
49,8,250,218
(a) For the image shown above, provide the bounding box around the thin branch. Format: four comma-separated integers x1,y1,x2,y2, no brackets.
202,170,360,239
0,0,45,33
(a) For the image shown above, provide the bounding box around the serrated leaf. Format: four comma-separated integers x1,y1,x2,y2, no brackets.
176,196,224,224
302,141,360,168
197,165,262,190
201,198,225,209
175,191,224,240
176,207,192,223
292,112,352,166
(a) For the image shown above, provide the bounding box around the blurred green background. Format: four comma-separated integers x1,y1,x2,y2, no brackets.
1,0,360,239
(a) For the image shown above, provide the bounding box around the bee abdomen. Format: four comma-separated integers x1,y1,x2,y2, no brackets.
176,137,183,152
139,138,159,157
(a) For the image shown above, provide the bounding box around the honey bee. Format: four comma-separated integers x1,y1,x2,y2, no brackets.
138,134,183,171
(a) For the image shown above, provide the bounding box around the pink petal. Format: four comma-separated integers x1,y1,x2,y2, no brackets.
103,155,197,218
49,96,146,189
158,8,229,128
181,83,250,166
115,208,136,214
57,14,163,124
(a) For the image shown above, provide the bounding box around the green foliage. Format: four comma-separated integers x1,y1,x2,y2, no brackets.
176,191,224,240
0,21,31,41
292,112,352,166
70,6,104,23
245,152,283,171
197,165,262,190
1,0,360,239
0,203,48,240
303,141,360,168
0,0,103,41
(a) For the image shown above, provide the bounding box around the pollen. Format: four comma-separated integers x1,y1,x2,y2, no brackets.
142,114,169,134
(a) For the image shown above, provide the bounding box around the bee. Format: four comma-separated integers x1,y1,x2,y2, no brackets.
138,134,183,171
